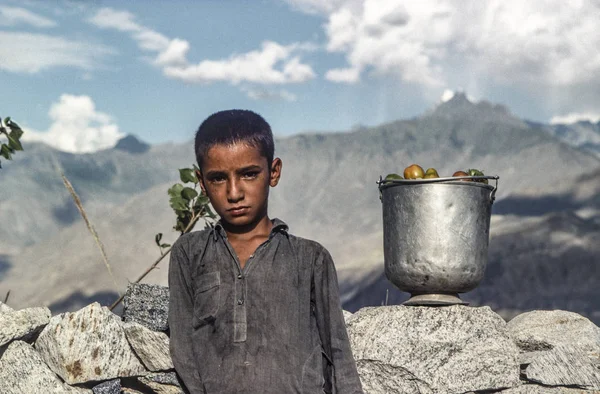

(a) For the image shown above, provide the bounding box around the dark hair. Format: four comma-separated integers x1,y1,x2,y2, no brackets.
194,109,274,170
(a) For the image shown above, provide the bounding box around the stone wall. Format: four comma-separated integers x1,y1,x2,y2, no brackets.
2,284,600,394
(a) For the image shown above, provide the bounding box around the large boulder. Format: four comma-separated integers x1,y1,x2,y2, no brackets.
507,310,600,353
0,340,90,393
507,310,600,390
122,283,169,332
524,345,600,390
123,321,174,371
35,302,147,385
0,306,51,347
347,305,520,394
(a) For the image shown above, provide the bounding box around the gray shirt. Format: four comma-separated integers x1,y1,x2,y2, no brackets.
168,218,364,394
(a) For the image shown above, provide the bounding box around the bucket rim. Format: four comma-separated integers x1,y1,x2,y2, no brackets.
377,175,500,203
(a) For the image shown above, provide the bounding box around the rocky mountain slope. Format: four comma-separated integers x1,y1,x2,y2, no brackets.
1,94,599,318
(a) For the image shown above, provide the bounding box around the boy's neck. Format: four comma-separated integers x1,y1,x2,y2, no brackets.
221,215,273,242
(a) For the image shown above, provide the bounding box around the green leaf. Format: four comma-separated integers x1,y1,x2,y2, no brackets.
6,120,23,139
179,168,197,184
194,194,210,207
160,243,171,248
155,233,163,247
169,196,188,211
168,183,184,198
7,135,23,151
1,144,12,160
181,187,198,201
203,205,217,219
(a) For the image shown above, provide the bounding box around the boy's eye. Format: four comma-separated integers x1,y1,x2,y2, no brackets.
208,175,226,183
242,171,259,179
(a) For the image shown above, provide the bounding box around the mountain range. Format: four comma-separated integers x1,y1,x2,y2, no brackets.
1,94,599,322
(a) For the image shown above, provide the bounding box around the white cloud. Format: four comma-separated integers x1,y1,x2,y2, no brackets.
0,32,114,73
21,95,124,153
325,67,360,83
440,89,475,103
440,89,455,102
0,6,56,28
243,88,297,102
154,38,189,67
550,112,600,125
88,7,141,32
88,7,315,86
288,0,600,90
163,41,315,85
89,7,183,67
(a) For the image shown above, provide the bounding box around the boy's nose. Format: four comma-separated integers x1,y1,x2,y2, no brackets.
227,179,244,202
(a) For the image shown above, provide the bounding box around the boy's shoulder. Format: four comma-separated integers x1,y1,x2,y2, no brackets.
171,226,214,256
285,231,333,264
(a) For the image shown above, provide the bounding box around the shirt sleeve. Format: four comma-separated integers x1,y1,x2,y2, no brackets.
168,240,206,394
312,247,364,394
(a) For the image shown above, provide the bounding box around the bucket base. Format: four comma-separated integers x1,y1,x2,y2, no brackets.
403,293,468,306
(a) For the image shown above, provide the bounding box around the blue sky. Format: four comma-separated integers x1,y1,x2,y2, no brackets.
1,0,600,153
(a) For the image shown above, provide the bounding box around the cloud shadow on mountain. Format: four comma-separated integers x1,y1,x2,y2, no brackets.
493,195,579,216
0,255,11,280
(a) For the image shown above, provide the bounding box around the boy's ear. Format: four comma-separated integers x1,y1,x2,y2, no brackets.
269,157,282,187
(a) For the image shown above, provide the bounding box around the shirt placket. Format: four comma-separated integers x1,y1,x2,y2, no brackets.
219,230,273,343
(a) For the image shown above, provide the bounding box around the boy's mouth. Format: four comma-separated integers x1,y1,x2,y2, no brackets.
228,206,249,216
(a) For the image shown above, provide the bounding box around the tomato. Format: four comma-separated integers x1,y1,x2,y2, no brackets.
404,164,425,179
424,168,439,179
452,170,472,181
385,173,403,180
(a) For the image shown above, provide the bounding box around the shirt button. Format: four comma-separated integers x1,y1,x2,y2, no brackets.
238,299,244,305
237,274,243,279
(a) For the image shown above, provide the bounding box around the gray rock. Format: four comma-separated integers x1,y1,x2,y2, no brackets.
0,340,86,393
123,321,174,371
525,345,600,389
122,283,169,332
92,379,121,394
501,384,600,393
0,301,13,313
0,306,51,347
508,310,600,353
138,374,183,393
142,372,180,386
347,305,521,394
35,302,147,385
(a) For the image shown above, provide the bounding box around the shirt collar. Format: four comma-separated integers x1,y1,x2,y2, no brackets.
212,218,289,241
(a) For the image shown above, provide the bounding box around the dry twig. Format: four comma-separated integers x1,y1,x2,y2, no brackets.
109,212,202,311
62,173,121,297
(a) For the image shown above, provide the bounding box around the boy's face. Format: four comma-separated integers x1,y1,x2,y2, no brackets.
198,142,281,230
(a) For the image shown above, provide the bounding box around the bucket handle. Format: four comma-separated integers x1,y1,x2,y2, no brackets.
489,176,499,204
377,175,500,204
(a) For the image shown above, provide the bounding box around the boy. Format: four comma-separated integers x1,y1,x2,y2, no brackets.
168,109,364,394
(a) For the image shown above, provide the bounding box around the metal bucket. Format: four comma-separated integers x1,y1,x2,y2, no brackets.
378,175,499,305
